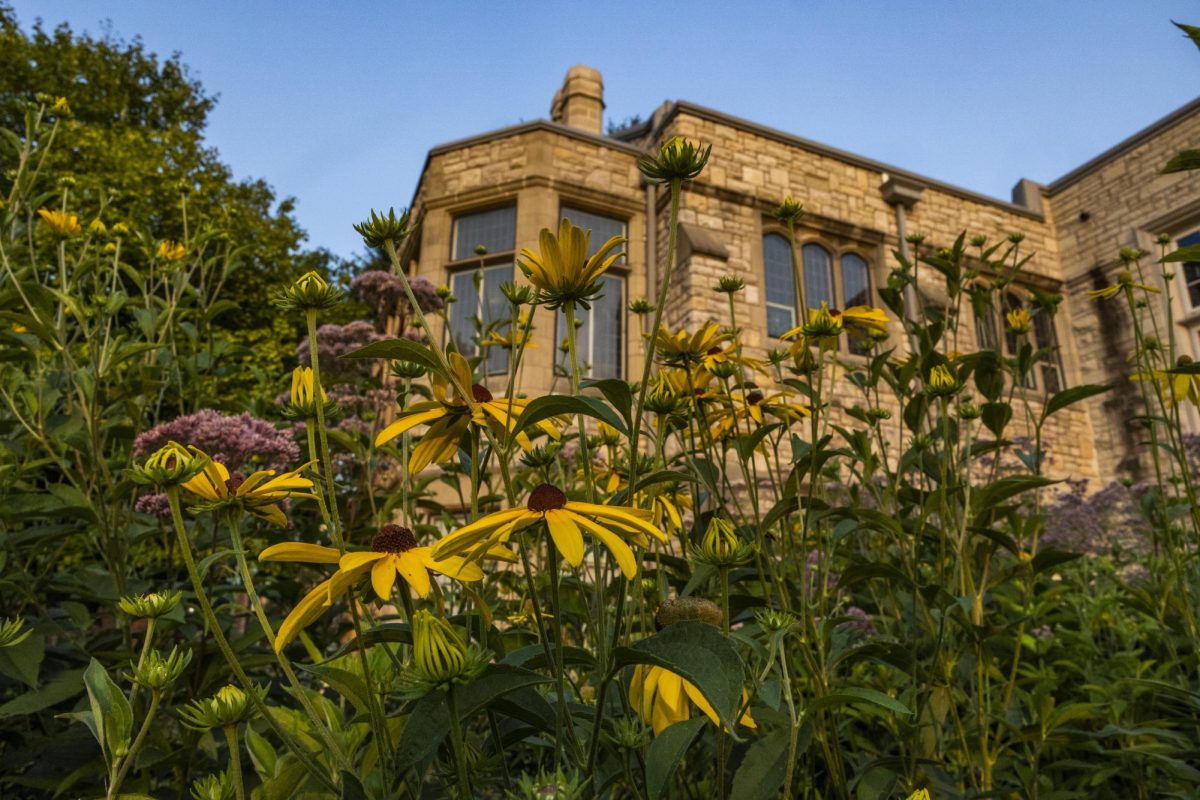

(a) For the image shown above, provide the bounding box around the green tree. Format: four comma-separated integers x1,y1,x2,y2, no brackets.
0,4,345,404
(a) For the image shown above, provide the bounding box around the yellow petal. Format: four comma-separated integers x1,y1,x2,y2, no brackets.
375,407,447,447
545,509,585,567
433,508,532,559
370,556,398,600
572,513,638,578
258,542,341,563
339,551,385,573
396,551,432,597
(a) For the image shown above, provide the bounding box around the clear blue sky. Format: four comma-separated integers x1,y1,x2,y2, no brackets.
17,1,1200,259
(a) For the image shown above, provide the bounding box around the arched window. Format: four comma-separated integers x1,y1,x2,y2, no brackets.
763,233,796,338
841,252,871,354
802,244,834,310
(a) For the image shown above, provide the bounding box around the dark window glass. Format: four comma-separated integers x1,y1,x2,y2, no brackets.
450,265,511,374
842,253,871,355
555,274,624,379
561,207,626,263
1177,231,1200,308
453,206,516,260
763,233,796,337
803,244,834,309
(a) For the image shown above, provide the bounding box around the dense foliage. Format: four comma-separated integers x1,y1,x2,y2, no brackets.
4,13,1200,800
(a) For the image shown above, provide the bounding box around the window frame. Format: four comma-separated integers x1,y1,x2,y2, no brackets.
446,202,519,377
971,288,1066,393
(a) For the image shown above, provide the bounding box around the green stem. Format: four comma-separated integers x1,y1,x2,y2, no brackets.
223,725,246,800
446,686,473,800
107,690,161,800
628,178,683,500
164,488,345,790
127,617,156,711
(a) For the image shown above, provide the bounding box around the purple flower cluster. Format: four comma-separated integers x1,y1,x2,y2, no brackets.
1043,478,1152,560
351,271,443,327
133,409,299,471
295,320,387,379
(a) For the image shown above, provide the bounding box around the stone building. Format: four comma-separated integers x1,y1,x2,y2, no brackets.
402,65,1200,484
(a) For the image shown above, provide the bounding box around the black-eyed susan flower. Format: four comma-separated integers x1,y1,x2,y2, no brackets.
628,664,756,735
432,483,667,579
375,351,558,472
180,448,317,526
710,387,810,440
654,322,732,368
283,366,331,419
37,208,81,237
1087,269,1160,299
517,218,625,310
925,364,960,397
479,313,537,350
156,240,186,261
1005,307,1032,334
260,524,512,651
1132,357,1200,406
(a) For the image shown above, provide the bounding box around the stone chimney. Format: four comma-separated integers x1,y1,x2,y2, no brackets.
550,65,605,134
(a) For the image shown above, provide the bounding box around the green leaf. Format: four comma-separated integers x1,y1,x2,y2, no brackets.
1162,149,1200,174
83,658,133,762
0,668,85,718
612,621,745,734
1031,548,1082,575
1173,20,1200,52
804,687,912,719
1161,243,1200,263
582,378,633,430
1167,361,1200,375
731,728,791,800
513,394,627,437
0,631,44,688
981,402,1011,437
1042,384,1111,421
972,475,1058,520
500,644,596,672
392,664,551,772
296,664,371,714
341,338,445,376
645,717,706,800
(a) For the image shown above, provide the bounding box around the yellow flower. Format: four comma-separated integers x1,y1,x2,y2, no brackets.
260,524,513,651
88,219,107,236
784,302,841,341
51,96,71,115
1087,270,1160,299
653,322,732,368
835,305,890,337
375,351,558,472
37,208,81,237
156,240,187,261
926,364,959,396
11,323,28,334
517,218,625,309
287,366,327,416
1006,307,1032,334
433,483,667,579
180,448,317,526
1132,360,1200,407
710,387,809,440
906,790,932,800
629,664,756,735
480,314,537,350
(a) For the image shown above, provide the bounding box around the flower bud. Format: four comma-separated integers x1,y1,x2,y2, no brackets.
391,360,426,380
133,646,191,691
1118,247,1146,264
50,96,72,115
0,617,32,649
411,610,468,685
131,441,206,487
88,219,107,236
710,361,739,380
501,281,535,306
119,590,182,619
715,275,745,294
638,136,711,184
1007,232,1026,244
179,684,264,730
190,771,235,800
969,235,988,248
754,607,798,634
925,364,959,397
284,366,328,418
956,400,982,420
801,303,841,339
353,207,412,250
628,297,654,315
275,270,344,312
772,195,805,226
694,517,753,567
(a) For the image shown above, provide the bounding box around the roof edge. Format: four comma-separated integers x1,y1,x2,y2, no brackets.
662,101,1045,220
1045,95,1200,195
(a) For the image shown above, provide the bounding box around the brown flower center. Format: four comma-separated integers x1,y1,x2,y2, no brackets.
225,472,245,493
471,383,494,403
706,346,722,356
746,390,764,405
527,483,567,512
371,524,417,553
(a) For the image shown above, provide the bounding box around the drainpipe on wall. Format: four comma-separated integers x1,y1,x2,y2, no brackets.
881,174,925,357
644,176,657,357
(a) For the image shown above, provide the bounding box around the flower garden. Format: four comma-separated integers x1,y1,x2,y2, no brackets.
4,12,1200,800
